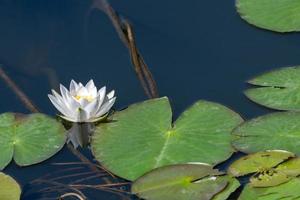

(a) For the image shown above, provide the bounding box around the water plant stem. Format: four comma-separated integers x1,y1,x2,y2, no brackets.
0,66,39,113
91,0,159,99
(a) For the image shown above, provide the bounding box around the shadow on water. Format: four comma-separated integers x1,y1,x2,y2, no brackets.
1,0,300,199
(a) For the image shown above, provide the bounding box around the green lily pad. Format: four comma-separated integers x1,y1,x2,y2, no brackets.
276,157,300,177
249,169,291,187
232,112,300,155
228,150,295,177
0,113,66,169
132,164,236,200
245,66,300,110
0,172,21,200
92,97,243,180
212,177,240,200
237,0,300,32
239,178,300,200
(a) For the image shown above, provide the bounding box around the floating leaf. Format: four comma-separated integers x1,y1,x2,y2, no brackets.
0,113,66,169
132,164,233,200
276,157,300,177
237,0,300,32
249,169,291,187
92,97,243,180
245,67,300,110
212,177,240,200
239,178,300,200
0,172,21,200
232,112,300,155
228,150,294,177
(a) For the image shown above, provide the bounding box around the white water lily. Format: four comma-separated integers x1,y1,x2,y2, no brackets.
48,79,116,122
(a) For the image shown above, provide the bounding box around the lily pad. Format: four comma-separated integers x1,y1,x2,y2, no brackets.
276,157,300,176
0,172,21,200
212,177,240,200
132,164,237,200
0,113,66,169
249,169,291,187
245,66,300,110
232,112,300,155
92,97,243,180
239,178,300,200
237,0,300,32
228,150,295,177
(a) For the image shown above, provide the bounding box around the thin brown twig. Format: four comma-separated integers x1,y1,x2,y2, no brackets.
91,0,159,99
124,21,159,98
32,166,84,181
59,192,86,200
0,66,39,112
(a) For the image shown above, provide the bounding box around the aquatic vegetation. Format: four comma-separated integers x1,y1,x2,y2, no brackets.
237,0,300,32
232,112,300,155
0,172,21,200
2,0,300,198
48,79,116,122
0,113,66,170
231,151,300,199
91,97,243,180
245,67,300,110
132,164,239,200
239,178,300,200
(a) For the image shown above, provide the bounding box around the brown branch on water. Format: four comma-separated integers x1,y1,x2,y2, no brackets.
0,66,39,113
91,0,159,99
59,192,86,200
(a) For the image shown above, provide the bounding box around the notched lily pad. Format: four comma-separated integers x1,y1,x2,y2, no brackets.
212,177,240,200
0,113,66,169
232,112,300,155
228,150,300,187
0,172,21,200
228,150,295,177
276,157,300,177
245,66,300,110
250,169,291,187
92,97,243,180
239,178,300,200
132,164,239,200
237,0,300,32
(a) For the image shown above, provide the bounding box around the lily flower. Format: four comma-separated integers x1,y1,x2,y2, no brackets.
48,79,116,122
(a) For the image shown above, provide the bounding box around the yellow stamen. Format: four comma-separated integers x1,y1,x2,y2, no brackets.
74,95,94,102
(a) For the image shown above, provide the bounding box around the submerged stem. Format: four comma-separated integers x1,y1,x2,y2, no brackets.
0,66,39,112
90,0,159,98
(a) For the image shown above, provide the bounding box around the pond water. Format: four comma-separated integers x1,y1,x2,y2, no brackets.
1,0,300,199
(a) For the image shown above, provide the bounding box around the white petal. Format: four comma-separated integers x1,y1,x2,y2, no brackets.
77,98,90,107
85,79,95,90
97,86,106,103
77,86,89,97
84,98,98,115
50,90,75,116
66,96,81,110
48,94,73,117
60,84,70,102
78,108,89,122
56,86,79,112
106,90,115,99
95,97,116,117
69,80,79,94
86,80,97,97
51,89,65,105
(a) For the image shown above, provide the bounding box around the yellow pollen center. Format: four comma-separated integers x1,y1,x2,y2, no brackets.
74,95,94,102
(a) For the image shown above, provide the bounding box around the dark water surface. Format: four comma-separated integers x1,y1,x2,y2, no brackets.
1,0,300,199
